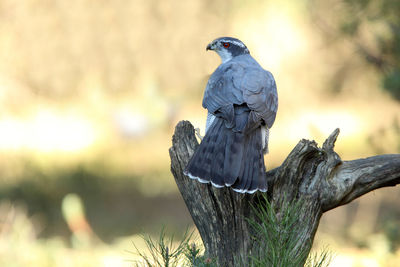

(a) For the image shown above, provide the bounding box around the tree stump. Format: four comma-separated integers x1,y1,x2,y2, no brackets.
169,120,400,266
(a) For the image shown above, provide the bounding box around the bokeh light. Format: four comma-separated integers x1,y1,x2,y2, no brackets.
0,110,96,152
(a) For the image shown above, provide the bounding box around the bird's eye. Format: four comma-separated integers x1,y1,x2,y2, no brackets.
222,42,230,48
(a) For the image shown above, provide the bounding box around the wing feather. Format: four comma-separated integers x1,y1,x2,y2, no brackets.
202,54,277,132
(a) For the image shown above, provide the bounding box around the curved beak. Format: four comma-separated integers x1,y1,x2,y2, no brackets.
206,43,213,51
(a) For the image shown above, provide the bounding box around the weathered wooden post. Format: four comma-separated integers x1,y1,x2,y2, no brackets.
169,120,400,266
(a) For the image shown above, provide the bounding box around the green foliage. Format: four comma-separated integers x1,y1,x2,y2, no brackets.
246,196,311,267
132,227,218,267
304,248,333,267
237,195,333,267
383,218,400,253
384,70,400,100
133,198,333,267
132,227,194,267
319,0,400,100
183,243,216,267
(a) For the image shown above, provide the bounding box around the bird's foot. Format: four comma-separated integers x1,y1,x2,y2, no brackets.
195,128,203,141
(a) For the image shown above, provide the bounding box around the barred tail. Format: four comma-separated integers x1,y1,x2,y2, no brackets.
184,117,267,193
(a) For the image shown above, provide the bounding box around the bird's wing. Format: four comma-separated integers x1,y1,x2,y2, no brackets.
241,68,278,129
202,61,245,127
202,58,278,132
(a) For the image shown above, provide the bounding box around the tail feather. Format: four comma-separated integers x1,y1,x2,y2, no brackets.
184,118,223,184
257,147,267,191
210,122,228,187
232,128,266,193
233,134,252,192
184,117,268,193
223,131,244,186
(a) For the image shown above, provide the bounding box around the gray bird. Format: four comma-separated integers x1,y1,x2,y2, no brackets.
184,37,278,193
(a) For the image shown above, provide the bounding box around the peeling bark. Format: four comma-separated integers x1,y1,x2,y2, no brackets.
169,121,400,266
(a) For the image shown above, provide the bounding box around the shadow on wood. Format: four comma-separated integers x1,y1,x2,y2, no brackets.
169,120,400,266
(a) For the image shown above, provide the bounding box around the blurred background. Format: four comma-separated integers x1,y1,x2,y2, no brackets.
0,0,399,266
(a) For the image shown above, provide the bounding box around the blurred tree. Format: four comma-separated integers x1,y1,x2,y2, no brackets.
309,0,400,100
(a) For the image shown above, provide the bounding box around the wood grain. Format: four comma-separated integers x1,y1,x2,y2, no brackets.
169,121,400,266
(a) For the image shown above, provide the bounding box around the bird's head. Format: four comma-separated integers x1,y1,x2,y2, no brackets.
206,37,250,63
